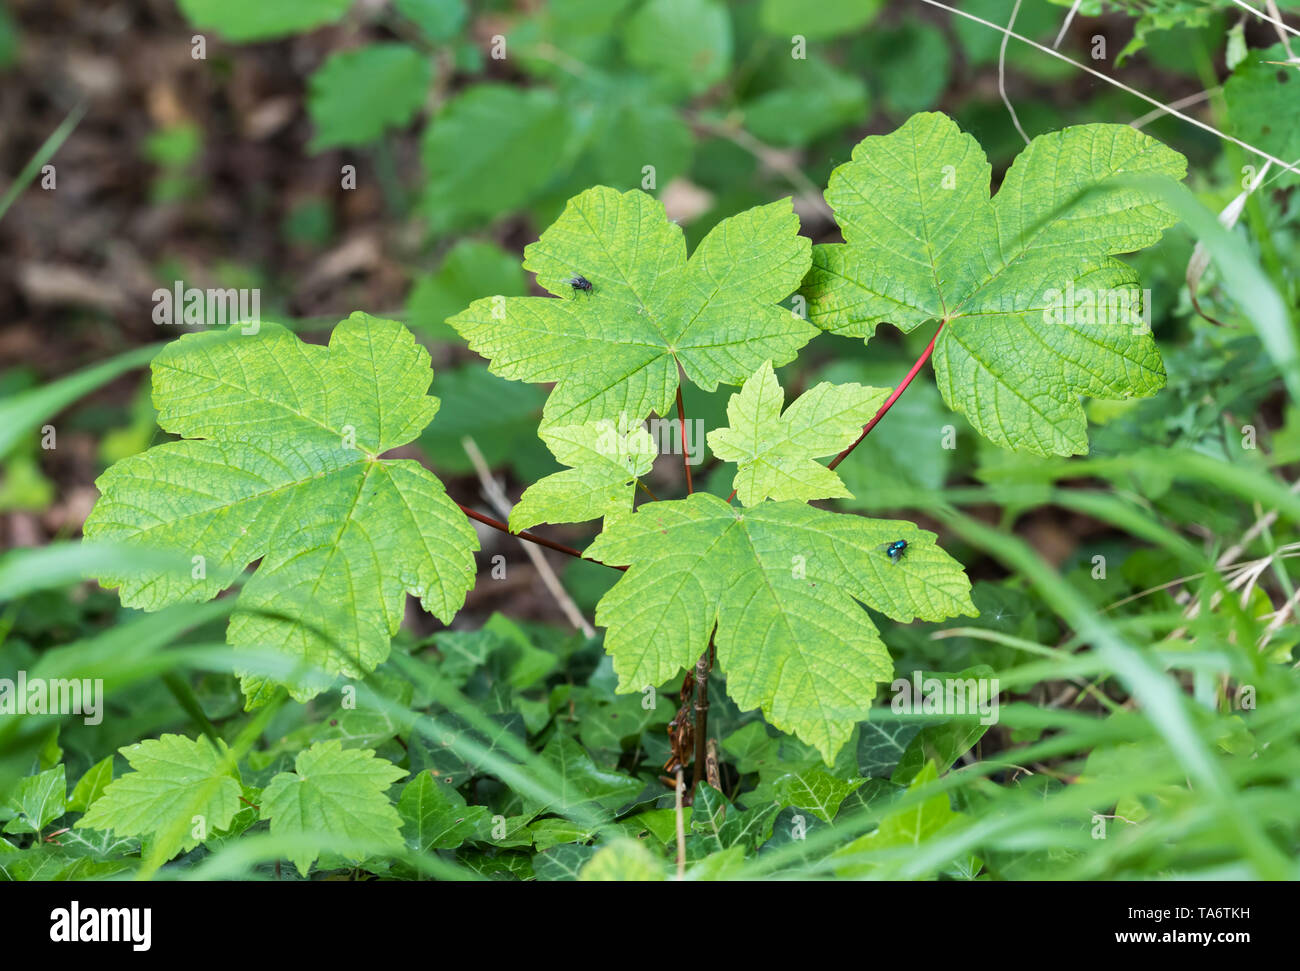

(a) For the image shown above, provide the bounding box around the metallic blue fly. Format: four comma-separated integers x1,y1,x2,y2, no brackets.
882,539,908,564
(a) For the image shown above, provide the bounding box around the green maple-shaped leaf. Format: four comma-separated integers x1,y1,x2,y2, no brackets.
76,734,240,853
448,186,816,429
82,313,479,705
707,360,888,505
262,740,406,877
509,419,656,532
586,493,976,761
805,112,1187,456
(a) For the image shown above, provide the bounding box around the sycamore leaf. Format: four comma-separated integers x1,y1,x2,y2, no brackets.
706,360,888,506
75,734,240,854
805,112,1186,456
509,419,656,532
82,313,479,706
448,186,815,429
261,740,406,877
586,493,976,761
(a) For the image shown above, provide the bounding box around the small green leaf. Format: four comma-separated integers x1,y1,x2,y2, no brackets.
707,360,887,506
308,44,431,151
398,771,489,851
529,736,642,814
4,765,66,835
510,420,656,531
623,0,732,96
579,838,665,880
67,756,115,813
262,740,406,877
394,0,466,42
771,768,864,822
421,85,573,235
76,735,239,854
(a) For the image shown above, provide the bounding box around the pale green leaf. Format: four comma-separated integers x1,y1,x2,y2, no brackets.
83,313,479,705
509,420,656,531
449,186,815,428
261,740,406,876
707,360,888,506
67,756,115,813
806,112,1186,455
587,493,976,761
75,735,239,854
578,838,665,880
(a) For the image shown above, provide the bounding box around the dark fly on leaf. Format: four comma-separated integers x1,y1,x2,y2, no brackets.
566,274,593,295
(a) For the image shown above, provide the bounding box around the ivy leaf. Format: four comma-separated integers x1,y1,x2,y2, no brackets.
528,736,643,815
706,360,888,506
805,112,1187,456
262,740,406,877
75,735,240,854
509,420,656,532
83,314,479,706
448,186,815,429
771,768,864,823
307,44,431,151
686,784,779,859
587,493,976,761
856,717,922,778
397,771,489,852
3,765,66,835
